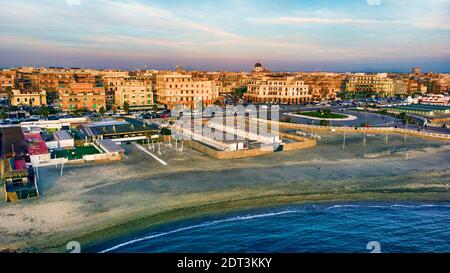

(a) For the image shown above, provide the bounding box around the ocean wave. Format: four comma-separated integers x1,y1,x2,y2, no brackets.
99,210,304,253
100,203,450,253
325,204,450,210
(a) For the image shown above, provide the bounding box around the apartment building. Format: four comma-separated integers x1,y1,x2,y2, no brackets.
0,74,15,93
59,83,106,112
10,89,47,106
302,74,343,101
39,73,59,91
115,77,153,109
156,73,218,109
345,73,399,97
245,75,311,104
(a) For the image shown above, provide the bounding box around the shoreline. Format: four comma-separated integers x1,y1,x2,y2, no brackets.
30,188,450,253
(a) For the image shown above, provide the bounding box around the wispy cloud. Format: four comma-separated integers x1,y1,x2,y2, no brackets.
251,17,405,26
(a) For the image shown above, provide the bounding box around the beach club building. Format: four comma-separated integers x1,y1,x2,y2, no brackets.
77,120,158,142
54,130,75,149
1,127,39,202
23,132,51,166
96,139,125,160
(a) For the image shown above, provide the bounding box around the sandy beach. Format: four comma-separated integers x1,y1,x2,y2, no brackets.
0,132,449,252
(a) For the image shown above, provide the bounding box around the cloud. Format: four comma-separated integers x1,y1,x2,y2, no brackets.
251,16,404,26
66,0,81,6
251,14,450,30
366,0,381,6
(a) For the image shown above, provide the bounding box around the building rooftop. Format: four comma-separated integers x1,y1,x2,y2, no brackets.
54,130,73,141
97,139,125,154
24,133,49,155
80,121,155,137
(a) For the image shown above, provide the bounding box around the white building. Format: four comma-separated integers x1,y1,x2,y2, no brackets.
54,130,75,148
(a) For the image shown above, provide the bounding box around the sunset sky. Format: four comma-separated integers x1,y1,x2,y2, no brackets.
0,0,449,72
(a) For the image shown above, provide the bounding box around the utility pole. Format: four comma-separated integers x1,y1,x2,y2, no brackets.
404,120,408,144
385,122,389,145
363,130,367,157
342,131,346,150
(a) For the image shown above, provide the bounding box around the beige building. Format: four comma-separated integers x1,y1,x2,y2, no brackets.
245,75,311,104
345,73,396,97
10,89,47,106
156,73,218,109
115,78,153,109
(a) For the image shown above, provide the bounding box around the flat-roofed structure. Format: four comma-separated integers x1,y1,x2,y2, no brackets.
97,139,125,155
78,121,158,142
1,127,38,202
54,130,75,148
24,133,50,166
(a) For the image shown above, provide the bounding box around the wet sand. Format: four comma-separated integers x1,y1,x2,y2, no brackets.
0,132,449,252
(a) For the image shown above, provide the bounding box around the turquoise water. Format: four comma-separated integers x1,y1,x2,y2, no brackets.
97,202,450,253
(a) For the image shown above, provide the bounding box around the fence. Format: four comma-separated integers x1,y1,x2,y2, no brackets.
252,118,450,141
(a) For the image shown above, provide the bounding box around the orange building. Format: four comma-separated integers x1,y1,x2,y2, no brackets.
39,73,59,91
59,83,106,112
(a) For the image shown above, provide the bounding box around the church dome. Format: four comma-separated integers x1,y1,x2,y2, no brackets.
254,63,262,68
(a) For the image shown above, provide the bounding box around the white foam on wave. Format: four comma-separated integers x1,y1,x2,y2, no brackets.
99,210,303,253
325,204,450,210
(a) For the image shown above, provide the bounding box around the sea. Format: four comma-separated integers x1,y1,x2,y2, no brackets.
96,202,450,253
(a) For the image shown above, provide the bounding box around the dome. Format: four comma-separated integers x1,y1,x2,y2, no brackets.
254,63,262,68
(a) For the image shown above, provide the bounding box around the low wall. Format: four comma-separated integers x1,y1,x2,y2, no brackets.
186,140,273,159
280,133,317,152
430,116,450,124
253,118,450,141
186,132,316,159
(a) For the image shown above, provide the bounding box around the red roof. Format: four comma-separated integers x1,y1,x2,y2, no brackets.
13,159,27,170
24,133,49,155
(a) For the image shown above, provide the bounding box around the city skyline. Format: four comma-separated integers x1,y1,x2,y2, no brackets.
0,0,449,72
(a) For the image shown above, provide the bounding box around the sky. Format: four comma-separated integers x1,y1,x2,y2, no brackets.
0,0,449,72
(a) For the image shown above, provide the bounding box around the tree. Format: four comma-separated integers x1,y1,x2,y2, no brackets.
161,127,172,135
123,101,130,113
39,105,49,119
45,88,59,105
319,120,330,126
152,104,159,112
322,108,332,115
99,106,106,116
0,107,7,120
111,105,118,114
